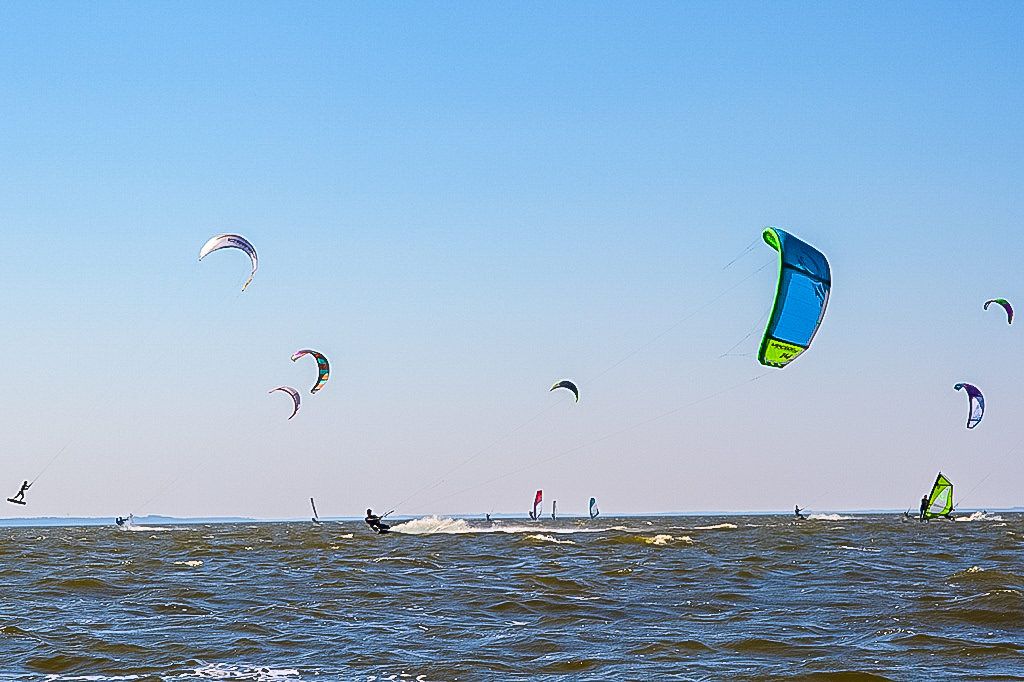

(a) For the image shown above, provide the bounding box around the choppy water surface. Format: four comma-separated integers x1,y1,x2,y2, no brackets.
1,513,1022,680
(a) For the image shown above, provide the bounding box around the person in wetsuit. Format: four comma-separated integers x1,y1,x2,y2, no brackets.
794,505,805,520
10,480,31,503
919,495,929,521
365,508,390,534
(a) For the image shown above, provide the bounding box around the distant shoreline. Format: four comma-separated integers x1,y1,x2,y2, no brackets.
1,508,1020,528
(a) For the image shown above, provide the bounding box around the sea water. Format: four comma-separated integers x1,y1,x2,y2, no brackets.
0,514,1021,680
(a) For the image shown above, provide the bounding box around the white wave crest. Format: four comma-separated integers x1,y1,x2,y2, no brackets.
955,511,1004,522
693,523,737,530
807,514,854,521
646,534,692,546
188,663,302,680
173,560,204,567
526,534,575,545
389,516,615,536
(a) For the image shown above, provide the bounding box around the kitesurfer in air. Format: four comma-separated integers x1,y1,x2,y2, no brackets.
794,505,805,520
365,508,390,534
919,495,929,521
9,480,31,503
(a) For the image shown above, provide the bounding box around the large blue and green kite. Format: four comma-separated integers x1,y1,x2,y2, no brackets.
758,227,832,368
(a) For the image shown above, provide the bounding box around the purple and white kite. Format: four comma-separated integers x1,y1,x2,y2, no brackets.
953,383,984,429
199,233,258,291
269,386,301,420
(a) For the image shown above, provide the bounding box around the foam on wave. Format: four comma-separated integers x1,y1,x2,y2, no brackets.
955,511,1004,522
389,515,617,536
525,534,576,545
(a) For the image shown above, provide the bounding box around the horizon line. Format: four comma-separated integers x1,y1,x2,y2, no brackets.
1,507,1019,527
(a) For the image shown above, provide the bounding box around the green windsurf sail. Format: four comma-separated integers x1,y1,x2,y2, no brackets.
923,473,953,519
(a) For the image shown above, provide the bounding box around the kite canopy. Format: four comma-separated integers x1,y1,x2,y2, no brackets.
953,383,984,429
983,298,1013,324
758,228,831,368
550,380,579,402
199,234,259,291
923,473,954,519
291,349,330,394
269,386,301,420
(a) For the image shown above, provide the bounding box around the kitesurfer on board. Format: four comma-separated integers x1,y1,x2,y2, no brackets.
919,495,929,521
9,480,31,504
794,505,805,520
365,509,391,534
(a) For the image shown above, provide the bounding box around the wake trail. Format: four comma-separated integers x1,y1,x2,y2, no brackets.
388,516,628,536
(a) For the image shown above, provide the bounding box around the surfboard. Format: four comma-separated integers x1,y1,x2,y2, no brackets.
6,498,26,505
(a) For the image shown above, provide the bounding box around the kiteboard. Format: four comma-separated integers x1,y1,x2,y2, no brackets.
6,498,26,505
374,526,390,535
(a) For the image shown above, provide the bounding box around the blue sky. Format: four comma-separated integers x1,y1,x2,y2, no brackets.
0,3,1022,518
